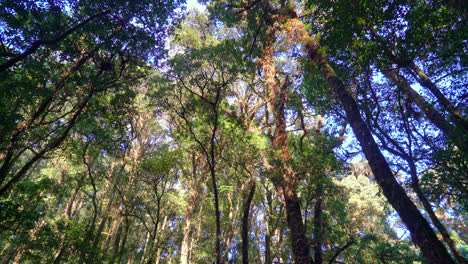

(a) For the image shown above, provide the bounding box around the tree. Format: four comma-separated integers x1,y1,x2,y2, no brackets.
0,0,183,196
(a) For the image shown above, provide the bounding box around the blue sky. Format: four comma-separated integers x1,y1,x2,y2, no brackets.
187,0,205,11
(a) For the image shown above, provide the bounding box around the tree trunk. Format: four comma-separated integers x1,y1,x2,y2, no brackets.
93,161,118,250
242,181,256,264
264,191,273,264
103,217,120,253
180,199,194,264
407,62,466,128
117,218,130,264
209,163,222,264
407,159,468,264
313,181,323,264
1,245,17,264
54,178,84,264
262,22,313,264
153,215,169,264
289,13,454,264
383,69,456,139
181,153,201,264
140,231,152,264
274,227,285,264
109,221,122,264
264,231,272,264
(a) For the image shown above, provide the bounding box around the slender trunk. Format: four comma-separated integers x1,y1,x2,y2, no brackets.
93,161,118,249
383,69,456,138
140,231,152,264
182,153,203,264
408,159,468,264
193,203,204,259
264,190,274,264
222,191,240,263
407,62,466,126
313,181,323,264
144,232,157,264
54,178,84,264
242,182,256,264
180,205,193,264
181,184,198,263
103,217,120,252
154,247,163,264
265,229,272,264
109,222,122,264
151,215,168,264
274,227,285,264
117,218,130,263
289,13,454,264
210,163,221,264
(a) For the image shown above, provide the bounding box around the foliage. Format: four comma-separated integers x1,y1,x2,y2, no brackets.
1,1,467,263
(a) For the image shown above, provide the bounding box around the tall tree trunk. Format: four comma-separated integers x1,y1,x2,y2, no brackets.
222,191,241,263
264,191,273,264
181,193,195,264
152,215,169,264
274,227,285,264
117,218,130,264
382,68,467,152
407,158,468,264
181,153,202,264
93,161,119,250
54,177,84,264
140,231,152,264
264,229,272,264
209,162,222,264
288,13,454,264
1,245,17,264
242,181,256,264
103,217,120,253
407,62,467,128
313,181,323,264
262,23,312,264
180,154,196,264
109,221,122,264
383,69,457,139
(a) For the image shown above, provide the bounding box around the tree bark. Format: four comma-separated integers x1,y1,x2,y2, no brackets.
407,62,466,126
289,13,454,264
109,221,123,264
313,181,323,264
242,181,256,264
383,68,457,140
264,190,273,264
382,68,467,154
407,159,468,264
262,22,313,264
181,153,200,264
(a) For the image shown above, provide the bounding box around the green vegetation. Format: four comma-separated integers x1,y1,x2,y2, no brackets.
1,0,467,263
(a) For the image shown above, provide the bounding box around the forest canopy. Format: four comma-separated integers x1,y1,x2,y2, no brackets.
0,0,467,263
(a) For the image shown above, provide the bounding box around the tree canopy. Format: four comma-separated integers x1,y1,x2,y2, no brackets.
0,0,467,263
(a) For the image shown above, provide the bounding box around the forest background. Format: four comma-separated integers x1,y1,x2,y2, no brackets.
0,0,467,263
